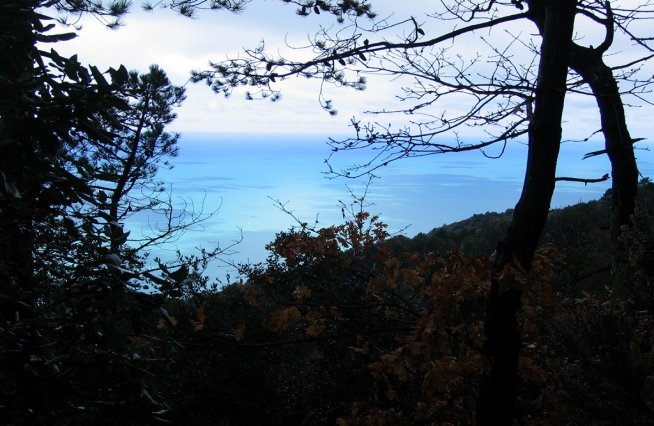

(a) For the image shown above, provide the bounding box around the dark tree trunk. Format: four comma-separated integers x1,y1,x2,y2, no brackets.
0,0,39,312
569,45,639,244
0,1,46,418
476,1,577,424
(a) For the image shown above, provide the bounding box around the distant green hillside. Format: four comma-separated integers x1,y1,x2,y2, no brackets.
393,179,654,256
390,209,514,257
390,179,654,292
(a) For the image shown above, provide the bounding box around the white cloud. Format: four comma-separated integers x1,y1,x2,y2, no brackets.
48,2,652,139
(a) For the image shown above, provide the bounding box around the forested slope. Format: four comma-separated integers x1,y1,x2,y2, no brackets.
159,181,654,425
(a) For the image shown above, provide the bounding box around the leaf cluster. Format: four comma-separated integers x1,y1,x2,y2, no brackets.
0,4,223,423
160,183,654,424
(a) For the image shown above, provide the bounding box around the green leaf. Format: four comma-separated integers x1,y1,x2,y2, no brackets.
90,65,108,86
169,265,188,283
109,65,129,85
62,217,80,237
114,229,130,246
36,32,77,43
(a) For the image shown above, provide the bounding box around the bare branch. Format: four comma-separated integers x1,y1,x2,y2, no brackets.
555,173,610,185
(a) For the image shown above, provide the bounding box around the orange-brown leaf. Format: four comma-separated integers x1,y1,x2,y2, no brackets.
293,285,312,302
234,323,246,342
157,318,167,330
265,306,301,333
196,305,206,323
244,286,259,304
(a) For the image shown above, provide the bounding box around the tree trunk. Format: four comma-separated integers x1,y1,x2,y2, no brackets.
569,45,639,244
0,0,39,315
0,1,46,418
476,1,577,424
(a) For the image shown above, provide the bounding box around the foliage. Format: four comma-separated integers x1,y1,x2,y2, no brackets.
164,210,399,424
187,4,647,418
150,0,375,20
2,1,653,424
390,179,654,294
0,3,222,423
158,187,654,424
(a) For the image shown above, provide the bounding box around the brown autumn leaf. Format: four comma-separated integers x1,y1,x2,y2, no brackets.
196,305,206,323
265,306,301,333
234,323,246,342
384,385,397,401
130,336,145,348
156,318,167,330
293,285,312,302
305,310,326,336
244,285,259,304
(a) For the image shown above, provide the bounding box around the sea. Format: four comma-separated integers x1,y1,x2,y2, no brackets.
126,132,654,284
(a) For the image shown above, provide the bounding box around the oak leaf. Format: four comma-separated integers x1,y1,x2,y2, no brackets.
234,323,246,342
265,306,301,333
293,285,312,302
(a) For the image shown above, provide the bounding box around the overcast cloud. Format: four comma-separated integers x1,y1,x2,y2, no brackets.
50,1,653,138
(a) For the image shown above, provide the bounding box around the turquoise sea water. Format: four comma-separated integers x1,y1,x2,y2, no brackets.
128,132,653,282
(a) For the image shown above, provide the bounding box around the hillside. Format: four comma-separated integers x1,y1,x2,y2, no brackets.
162,180,654,425
394,179,653,256
388,180,654,294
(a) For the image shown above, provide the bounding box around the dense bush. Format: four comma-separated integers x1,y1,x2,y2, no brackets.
159,186,654,424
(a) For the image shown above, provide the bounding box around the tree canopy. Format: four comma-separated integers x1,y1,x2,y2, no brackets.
186,1,651,422
1,1,652,424
0,2,226,422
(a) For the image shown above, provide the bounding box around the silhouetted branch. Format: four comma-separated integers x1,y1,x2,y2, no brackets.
555,173,610,185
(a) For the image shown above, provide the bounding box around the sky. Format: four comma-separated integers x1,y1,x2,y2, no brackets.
50,0,654,138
